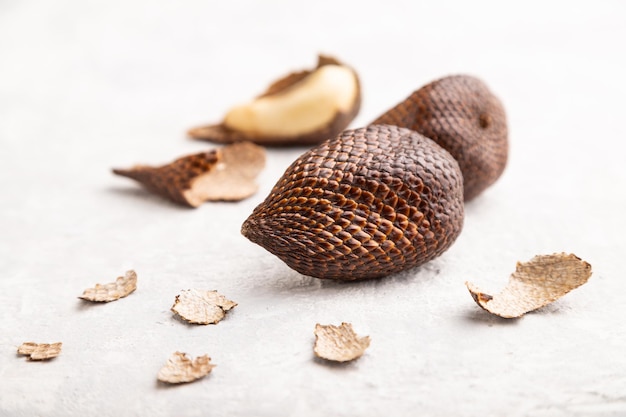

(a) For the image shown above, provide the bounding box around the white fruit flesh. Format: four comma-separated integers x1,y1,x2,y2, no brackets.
223,65,357,137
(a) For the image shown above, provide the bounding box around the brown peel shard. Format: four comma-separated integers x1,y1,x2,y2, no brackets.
18,342,62,360
171,289,237,325
188,54,361,146
113,142,265,207
314,322,370,362
79,270,137,302
466,253,592,318
157,352,215,384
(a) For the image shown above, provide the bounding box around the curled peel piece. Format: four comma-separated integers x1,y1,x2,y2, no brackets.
466,253,592,318
79,270,137,302
314,322,370,362
157,352,215,384
171,289,237,325
188,54,361,146
18,342,62,360
113,142,265,207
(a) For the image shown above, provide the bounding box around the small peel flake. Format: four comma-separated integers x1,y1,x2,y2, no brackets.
466,253,592,318
314,322,370,362
171,289,237,325
79,270,137,302
113,142,265,207
157,352,215,384
18,342,62,360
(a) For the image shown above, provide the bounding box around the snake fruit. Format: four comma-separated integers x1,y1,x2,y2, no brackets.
241,124,464,280
373,75,508,201
188,55,361,146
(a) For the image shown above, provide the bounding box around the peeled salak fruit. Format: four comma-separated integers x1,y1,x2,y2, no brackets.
188,55,361,147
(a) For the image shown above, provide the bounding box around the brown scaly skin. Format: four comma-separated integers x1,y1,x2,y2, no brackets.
372,75,508,201
241,125,464,281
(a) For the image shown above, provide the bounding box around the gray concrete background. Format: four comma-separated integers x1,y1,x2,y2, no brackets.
1,1,625,416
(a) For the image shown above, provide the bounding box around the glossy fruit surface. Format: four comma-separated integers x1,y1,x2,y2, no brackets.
241,125,464,280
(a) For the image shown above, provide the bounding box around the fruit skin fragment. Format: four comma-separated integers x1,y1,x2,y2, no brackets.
157,352,215,384
187,54,361,146
113,141,265,207
79,270,137,302
170,289,237,325
17,342,62,360
466,253,592,318
314,322,371,362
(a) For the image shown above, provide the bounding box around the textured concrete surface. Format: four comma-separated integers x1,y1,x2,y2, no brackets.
1,1,625,416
